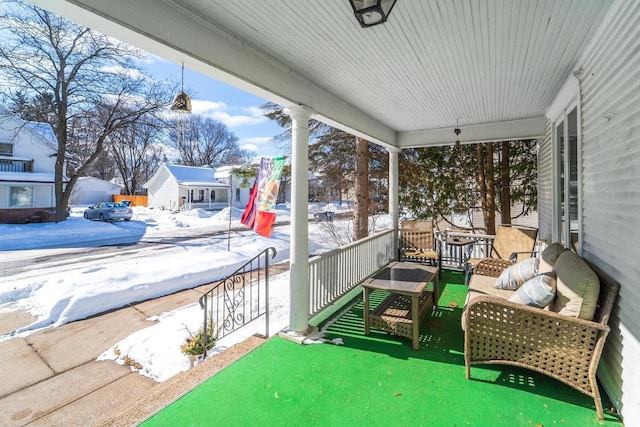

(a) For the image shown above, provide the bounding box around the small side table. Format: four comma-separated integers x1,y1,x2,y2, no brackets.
442,237,475,270
362,262,438,350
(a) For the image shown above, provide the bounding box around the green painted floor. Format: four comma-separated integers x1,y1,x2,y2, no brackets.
142,271,622,427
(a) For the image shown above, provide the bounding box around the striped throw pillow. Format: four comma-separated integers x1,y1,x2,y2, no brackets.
509,272,557,308
495,258,539,290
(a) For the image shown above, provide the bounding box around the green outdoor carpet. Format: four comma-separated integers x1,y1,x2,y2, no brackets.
142,271,622,427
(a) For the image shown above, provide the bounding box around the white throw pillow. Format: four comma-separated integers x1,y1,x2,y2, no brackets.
509,272,557,308
495,258,539,290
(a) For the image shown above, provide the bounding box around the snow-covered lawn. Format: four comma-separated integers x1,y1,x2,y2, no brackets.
0,202,377,382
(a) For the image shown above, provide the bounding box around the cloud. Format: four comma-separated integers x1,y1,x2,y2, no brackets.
240,144,258,152
191,99,267,128
239,137,272,152
99,65,145,80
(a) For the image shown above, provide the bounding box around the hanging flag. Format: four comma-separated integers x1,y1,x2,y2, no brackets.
241,156,285,237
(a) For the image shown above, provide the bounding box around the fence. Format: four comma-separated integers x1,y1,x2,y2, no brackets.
112,194,147,206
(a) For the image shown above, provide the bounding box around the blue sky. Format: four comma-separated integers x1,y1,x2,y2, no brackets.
142,55,287,159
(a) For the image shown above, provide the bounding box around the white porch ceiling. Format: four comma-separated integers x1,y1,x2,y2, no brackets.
30,0,612,148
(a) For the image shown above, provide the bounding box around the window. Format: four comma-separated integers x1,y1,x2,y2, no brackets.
555,106,580,250
236,188,240,202
10,186,32,207
211,190,216,202
0,142,13,156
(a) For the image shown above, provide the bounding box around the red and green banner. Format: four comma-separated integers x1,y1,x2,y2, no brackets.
241,156,285,237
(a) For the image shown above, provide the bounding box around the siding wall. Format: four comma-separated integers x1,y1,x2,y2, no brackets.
541,0,640,422
469,203,538,231
0,184,53,209
148,170,179,210
33,185,53,208
537,119,553,242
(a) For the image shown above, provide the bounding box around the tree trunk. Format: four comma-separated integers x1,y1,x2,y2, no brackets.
354,137,369,240
500,141,511,225
476,144,487,232
476,143,497,235
54,115,68,223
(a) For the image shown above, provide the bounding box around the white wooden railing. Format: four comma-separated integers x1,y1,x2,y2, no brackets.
182,201,229,211
308,229,395,317
307,227,545,318
437,230,495,270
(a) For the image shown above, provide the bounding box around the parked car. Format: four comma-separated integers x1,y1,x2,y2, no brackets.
83,202,133,222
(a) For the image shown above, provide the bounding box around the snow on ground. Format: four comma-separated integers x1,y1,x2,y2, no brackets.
0,202,382,382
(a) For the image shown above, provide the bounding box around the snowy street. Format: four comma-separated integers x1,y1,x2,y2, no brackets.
0,203,368,382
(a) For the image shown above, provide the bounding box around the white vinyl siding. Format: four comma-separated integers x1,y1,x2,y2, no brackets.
469,204,538,231
150,171,180,211
537,119,553,242
547,0,640,422
33,185,54,208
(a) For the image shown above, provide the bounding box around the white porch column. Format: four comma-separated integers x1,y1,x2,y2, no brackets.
388,147,400,258
286,105,314,334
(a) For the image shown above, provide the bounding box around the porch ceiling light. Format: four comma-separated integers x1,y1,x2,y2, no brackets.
171,62,192,114
349,0,398,28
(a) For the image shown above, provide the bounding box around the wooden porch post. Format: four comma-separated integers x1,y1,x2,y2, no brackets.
286,105,314,335
388,147,399,257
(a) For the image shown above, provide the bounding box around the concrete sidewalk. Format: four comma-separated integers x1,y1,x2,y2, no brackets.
0,263,288,426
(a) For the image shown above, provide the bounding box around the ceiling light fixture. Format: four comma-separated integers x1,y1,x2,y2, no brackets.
349,0,398,28
170,62,192,114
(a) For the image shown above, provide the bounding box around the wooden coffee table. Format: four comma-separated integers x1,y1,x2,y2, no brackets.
362,262,439,350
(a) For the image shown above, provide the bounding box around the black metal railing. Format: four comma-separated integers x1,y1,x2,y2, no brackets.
198,247,277,357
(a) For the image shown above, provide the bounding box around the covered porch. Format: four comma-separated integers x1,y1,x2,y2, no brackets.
178,183,229,211
141,271,621,426
30,0,640,423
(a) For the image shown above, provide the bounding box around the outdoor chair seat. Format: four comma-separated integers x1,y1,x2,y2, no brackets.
402,248,438,261
465,225,538,284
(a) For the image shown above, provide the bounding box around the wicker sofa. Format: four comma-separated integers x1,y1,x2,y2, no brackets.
462,243,619,419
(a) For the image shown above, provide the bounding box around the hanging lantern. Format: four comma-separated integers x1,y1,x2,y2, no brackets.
348,0,398,28
171,62,192,114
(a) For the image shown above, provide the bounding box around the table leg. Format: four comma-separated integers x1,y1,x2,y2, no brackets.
411,295,419,350
363,287,371,336
433,272,439,311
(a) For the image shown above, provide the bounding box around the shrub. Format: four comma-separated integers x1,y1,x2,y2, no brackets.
181,321,217,356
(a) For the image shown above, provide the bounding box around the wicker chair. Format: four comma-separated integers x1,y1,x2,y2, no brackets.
463,260,619,419
465,225,538,283
399,220,439,267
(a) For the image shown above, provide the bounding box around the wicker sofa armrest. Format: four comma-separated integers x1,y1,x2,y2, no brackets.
464,295,610,418
472,258,513,277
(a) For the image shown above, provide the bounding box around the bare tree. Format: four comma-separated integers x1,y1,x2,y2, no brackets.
0,1,173,221
107,118,165,195
170,115,247,167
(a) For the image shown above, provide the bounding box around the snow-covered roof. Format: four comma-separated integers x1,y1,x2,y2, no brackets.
165,164,228,188
0,172,60,183
0,155,33,162
76,176,124,189
213,163,254,180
